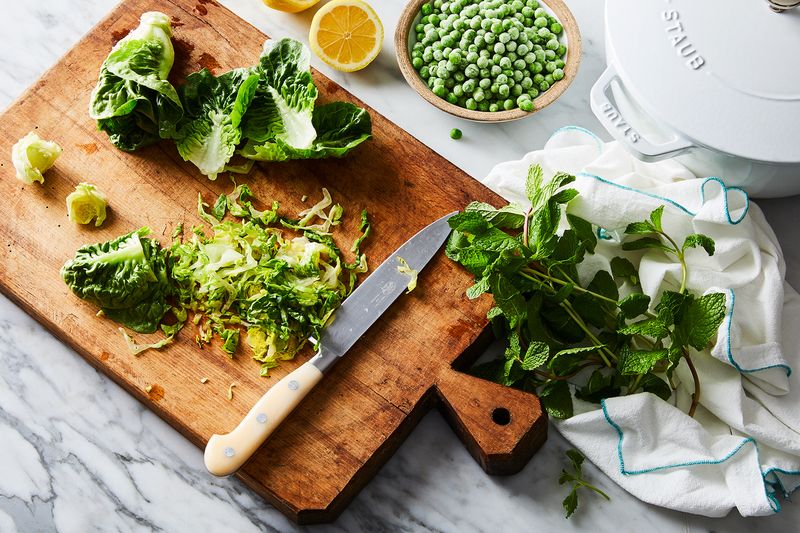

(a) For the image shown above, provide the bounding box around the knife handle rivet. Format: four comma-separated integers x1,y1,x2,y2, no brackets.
256,413,267,424
288,380,299,391
224,447,235,458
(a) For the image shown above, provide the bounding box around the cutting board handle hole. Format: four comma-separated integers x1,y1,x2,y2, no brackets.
491,407,511,426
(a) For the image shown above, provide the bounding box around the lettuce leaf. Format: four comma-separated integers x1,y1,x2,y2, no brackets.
60,228,170,333
240,101,371,161
241,38,318,150
89,12,182,151
173,68,260,179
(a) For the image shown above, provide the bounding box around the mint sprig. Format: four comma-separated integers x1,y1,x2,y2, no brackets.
559,449,610,518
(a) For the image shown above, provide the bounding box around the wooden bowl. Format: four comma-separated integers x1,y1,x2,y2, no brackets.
395,0,582,122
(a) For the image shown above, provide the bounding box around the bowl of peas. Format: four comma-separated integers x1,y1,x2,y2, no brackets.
395,0,581,122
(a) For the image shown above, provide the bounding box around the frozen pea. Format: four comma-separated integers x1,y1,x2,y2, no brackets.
454,71,465,82
538,80,550,91
555,59,565,69
544,49,556,60
466,97,477,110
552,68,564,81
499,84,510,97
494,42,506,54
503,99,514,110
514,58,527,70
545,61,556,73
499,32,511,44
546,39,560,51
433,84,448,97
533,73,544,84
557,44,567,57
551,22,563,34
420,65,431,79
534,16,548,28
446,93,458,104
506,41,517,52
477,55,489,68
512,84,523,96
479,77,492,89
499,57,513,69
465,64,480,78
478,101,490,111
489,102,499,112
412,57,424,69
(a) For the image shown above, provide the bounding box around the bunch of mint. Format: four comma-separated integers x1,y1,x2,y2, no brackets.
446,164,727,421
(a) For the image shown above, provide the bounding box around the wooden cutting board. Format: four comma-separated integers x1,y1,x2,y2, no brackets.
0,0,546,524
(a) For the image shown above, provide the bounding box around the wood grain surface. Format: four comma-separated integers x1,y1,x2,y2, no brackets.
0,0,546,524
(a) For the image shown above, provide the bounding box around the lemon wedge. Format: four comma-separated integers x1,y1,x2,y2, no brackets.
309,0,383,72
262,0,319,14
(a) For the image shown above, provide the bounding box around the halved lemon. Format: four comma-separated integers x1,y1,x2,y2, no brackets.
309,0,383,72
262,0,319,13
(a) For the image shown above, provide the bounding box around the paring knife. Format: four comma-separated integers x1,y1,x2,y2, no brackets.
204,212,457,476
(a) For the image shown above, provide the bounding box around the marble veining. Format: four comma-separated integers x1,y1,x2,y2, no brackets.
1,0,799,531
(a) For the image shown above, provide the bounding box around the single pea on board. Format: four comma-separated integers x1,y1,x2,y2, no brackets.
410,0,567,113
450,128,463,139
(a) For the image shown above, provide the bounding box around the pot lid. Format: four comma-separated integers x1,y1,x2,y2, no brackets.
605,0,800,164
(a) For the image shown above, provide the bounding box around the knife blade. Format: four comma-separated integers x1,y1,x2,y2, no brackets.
204,211,456,476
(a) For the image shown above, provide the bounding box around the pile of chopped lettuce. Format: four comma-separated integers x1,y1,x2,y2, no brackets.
61,184,370,375
89,12,372,178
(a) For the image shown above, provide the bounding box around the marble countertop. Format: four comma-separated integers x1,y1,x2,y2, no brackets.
2,1,799,531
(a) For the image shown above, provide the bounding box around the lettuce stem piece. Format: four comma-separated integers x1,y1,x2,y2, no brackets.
11,132,62,184
66,183,108,226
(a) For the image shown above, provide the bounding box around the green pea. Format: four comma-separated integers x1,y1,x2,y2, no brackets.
531,61,543,74
453,84,464,97
473,88,485,102
478,101,490,111
521,76,532,89
519,98,534,112
489,102,499,112
512,70,524,82
444,77,456,88
490,83,499,94
557,44,567,57
499,56,513,69
514,58,527,70
477,56,489,68
499,84,510,97
552,68,564,81
521,6,534,17
534,7,546,17
466,98,477,110
454,71,465,82
545,61,556,73
420,66,431,79
462,78,476,92
450,128,463,139
448,51,462,65
465,64,480,78
499,32,511,44
528,87,539,98
496,73,509,84
534,16,548,28
550,22,563,34
506,41,517,52
517,43,529,56
479,67,491,78
538,80,550,91
555,58,565,69
421,3,433,15
512,84,523,96
524,52,536,65
433,85,448,97
466,51,479,63
533,73,544,84
446,93,458,104
537,27,551,39
412,57,423,69
544,49,556,60
479,78,491,89
546,39,560,51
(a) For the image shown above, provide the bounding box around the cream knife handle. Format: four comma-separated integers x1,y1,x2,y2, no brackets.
204,361,324,477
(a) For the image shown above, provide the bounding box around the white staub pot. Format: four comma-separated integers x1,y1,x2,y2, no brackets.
591,0,800,198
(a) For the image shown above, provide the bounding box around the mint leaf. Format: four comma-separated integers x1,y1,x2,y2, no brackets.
552,188,579,204
540,380,573,419
465,201,526,229
624,221,656,235
683,233,716,256
522,341,550,370
466,276,489,299
447,211,489,234
575,370,621,403
618,347,668,375
486,306,503,320
563,489,579,519
618,293,650,318
639,373,672,401
456,247,492,276
655,291,692,326
675,292,727,350
567,214,597,254
501,357,525,385
525,164,544,205
565,449,585,471
504,330,521,360
622,237,673,254
618,318,669,339
473,227,522,252
610,256,638,285
551,282,575,304
649,205,664,232
574,270,617,328
445,230,470,261
489,274,526,327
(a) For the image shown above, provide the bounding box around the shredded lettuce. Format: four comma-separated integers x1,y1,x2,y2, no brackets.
168,185,370,375
11,132,62,184
396,257,418,293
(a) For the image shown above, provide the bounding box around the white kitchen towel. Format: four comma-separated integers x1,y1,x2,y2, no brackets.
480,126,800,517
